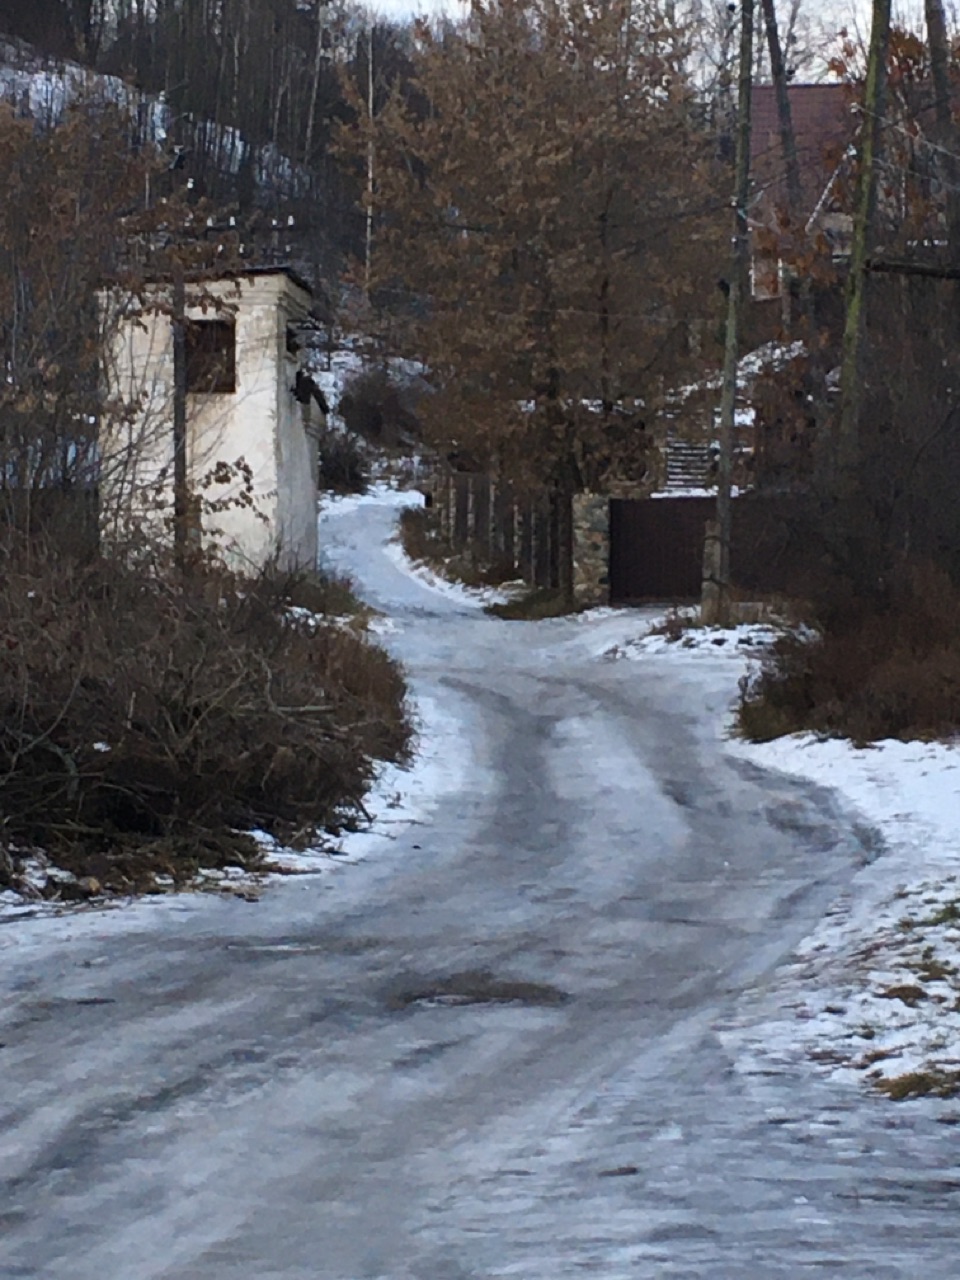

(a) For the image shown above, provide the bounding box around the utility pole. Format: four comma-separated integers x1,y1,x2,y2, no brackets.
172,263,189,574
835,0,891,485
703,0,753,627
364,24,375,299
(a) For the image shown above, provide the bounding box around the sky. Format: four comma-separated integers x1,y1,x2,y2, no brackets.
362,0,931,39
360,0,931,58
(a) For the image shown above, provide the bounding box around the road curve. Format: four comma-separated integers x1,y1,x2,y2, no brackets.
2,493,959,1280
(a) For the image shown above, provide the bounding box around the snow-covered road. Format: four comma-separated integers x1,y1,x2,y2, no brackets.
3,492,960,1279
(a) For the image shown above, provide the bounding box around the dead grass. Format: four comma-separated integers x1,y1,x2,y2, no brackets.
875,1069,960,1100
486,588,571,620
648,597,799,642
922,901,960,927
284,568,365,617
398,506,516,589
877,984,928,1007
738,562,960,744
913,949,955,982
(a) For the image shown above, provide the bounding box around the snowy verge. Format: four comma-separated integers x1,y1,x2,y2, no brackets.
600,606,785,661
606,620,782,659
596,605,960,1101
338,483,522,609
0,488,474,935
250,686,471,876
723,731,960,1100
317,481,423,520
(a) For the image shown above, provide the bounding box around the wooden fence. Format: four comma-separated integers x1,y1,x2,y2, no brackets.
432,471,560,590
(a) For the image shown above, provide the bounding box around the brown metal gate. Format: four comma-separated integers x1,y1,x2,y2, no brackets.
609,497,713,602
609,495,807,603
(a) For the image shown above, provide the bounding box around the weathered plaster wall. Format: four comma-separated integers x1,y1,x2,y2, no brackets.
101,272,319,573
187,275,281,569
266,279,320,572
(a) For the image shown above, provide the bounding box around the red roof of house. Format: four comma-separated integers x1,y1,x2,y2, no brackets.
751,84,853,220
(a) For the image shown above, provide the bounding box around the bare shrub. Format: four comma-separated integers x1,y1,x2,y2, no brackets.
317,428,371,494
0,541,410,893
338,367,422,445
284,569,363,617
739,563,960,744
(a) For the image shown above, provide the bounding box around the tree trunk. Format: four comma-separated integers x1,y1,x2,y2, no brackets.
556,474,575,610
172,267,189,574
924,0,960,260
760,0,802,224
706,0,753,627
304,2,327,166
836,0,891,485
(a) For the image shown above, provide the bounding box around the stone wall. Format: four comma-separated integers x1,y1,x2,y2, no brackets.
571,494,609,606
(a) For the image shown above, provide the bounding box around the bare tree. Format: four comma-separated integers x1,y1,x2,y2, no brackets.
836,0,891,483
347,0,724,604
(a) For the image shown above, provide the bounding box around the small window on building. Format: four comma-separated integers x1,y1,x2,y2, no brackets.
185,319,236,393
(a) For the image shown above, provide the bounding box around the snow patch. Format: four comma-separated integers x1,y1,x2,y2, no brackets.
724,731,960,1099
318,482,423,519
601,609,784,661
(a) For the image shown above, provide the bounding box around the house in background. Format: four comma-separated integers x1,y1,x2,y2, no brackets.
100,266,326,572
749,84,854,307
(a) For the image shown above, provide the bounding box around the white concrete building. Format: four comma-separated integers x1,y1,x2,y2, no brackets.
100,267,325,572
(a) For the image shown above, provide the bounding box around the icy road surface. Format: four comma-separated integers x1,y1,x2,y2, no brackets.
3,493,960,1279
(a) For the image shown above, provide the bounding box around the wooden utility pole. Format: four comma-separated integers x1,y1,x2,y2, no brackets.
704,0,753,627
364,25,375,298
835,0,891,484
171,264,189,573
